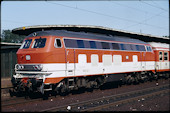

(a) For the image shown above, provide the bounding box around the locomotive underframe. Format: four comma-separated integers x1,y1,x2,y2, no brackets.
10,70,169,97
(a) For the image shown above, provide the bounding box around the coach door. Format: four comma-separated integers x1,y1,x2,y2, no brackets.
65,49,75,76
158,51,163,70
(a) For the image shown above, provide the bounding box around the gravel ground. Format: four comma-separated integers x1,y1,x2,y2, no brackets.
2,78,170,112
101,92,170,111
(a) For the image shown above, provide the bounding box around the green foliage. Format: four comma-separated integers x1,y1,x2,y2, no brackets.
1,30,25,43
163,36,170,38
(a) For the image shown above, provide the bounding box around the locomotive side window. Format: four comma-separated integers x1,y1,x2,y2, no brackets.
89,41,97,49
54,39,62,48
101,42,110,49
96,41,102,49
164,52,168,61
139,45,146,51
159,51,163,61
64,39,78,48
131,44,137,51
84,40,90,48
20,39,32,49
64,38,146,52
32,38,46,48
136,45,146,51
120,44,125,50
112,43,120,50
124,44,132,50
77,40,84,48
146,46,152,52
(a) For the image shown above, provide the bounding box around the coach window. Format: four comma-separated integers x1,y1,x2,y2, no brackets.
159,51,163,61
164,52,168,61
54,38,62,48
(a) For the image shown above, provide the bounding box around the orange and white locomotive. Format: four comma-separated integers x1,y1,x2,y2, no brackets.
11,28,170,95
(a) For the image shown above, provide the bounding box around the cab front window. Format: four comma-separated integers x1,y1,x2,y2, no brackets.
20,39,32,49
32,38,46,48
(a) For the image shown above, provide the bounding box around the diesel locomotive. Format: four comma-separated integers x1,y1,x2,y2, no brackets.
10,28,170,96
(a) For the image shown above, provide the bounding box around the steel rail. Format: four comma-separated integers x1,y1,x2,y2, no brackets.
40,84,170,112
83,89,169,111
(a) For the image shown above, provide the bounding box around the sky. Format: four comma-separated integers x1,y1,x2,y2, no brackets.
1,0,169,37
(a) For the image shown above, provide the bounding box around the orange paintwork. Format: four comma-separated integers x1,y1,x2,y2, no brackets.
17,35,169,84
17,36,66,64
17,36,157,64
44,77,65,84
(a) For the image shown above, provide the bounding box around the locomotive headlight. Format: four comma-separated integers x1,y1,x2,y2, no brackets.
15,64,20,70
15,64,24,70
37,65,43,70
21,65,24,69
15,64,23,70
33,65,43,71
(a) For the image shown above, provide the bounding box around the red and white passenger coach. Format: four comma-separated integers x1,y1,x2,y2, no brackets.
11,25,170,95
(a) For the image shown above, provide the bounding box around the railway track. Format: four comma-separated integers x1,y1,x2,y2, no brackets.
1,92,43,107
1,97,42,107
40,84,170,112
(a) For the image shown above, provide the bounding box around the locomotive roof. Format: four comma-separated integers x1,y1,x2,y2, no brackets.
12,25,170,44
26,30,147,44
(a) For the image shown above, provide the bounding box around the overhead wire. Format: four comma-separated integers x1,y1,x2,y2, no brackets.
140,0,168,12
111,1,168,19
122,11,168,30
2,1,168,33
46,1,168,31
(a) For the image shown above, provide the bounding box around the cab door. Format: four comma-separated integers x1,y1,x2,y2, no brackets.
65,49,75,76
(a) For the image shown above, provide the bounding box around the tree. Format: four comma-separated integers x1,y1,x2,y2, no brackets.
163,36,170,38
1,30,25,43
